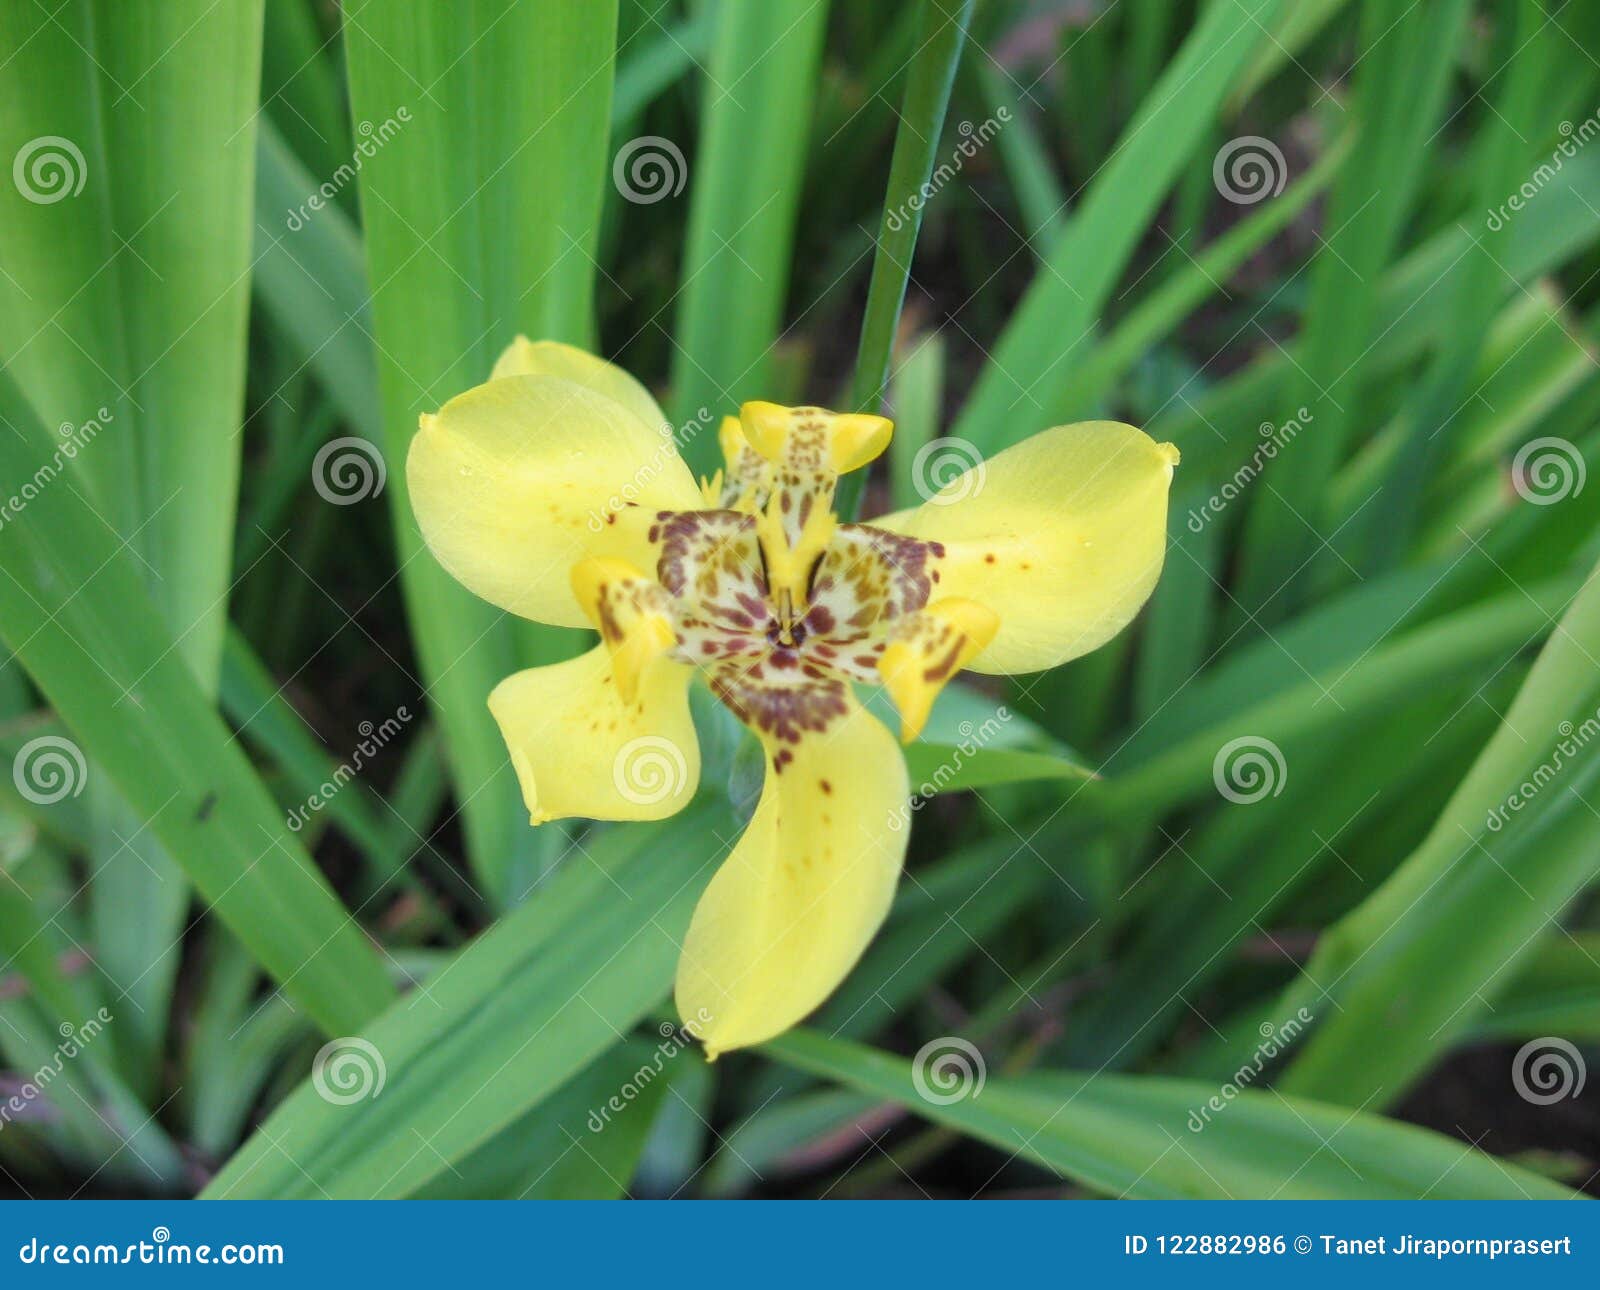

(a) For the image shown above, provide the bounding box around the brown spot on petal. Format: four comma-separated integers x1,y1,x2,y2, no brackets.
711,669,852,746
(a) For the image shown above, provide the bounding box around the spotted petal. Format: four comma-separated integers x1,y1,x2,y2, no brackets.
488,645,698,826
408,373,702,628
674,691,908,1056
875,421,1178,674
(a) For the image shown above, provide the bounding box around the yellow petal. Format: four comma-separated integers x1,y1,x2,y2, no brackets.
876,422,1177,674
408,374,702,628
737,401,893,474
705,415,771,511
737,400,794,462
827,413,896,474
674,695,908,1056
877,598,1000,742
569,557,676,704
717,413,750,467
488,645,698,826
489,336,670,436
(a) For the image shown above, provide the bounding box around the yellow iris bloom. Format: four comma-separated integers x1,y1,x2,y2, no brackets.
408,338,1178,1057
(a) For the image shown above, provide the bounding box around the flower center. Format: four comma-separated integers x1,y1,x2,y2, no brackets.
765,615,807,650
572,399,995,745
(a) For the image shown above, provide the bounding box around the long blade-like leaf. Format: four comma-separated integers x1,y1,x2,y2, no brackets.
951,0,1289,453
1275,561,1600,1106
669,0,831,470
205,807,721,1199
0,370,394,1038
341,0,618,904
763,1030,1572,1198
0,0,267,1091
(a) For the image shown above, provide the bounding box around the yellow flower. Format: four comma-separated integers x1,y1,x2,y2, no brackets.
408,338,1178,1057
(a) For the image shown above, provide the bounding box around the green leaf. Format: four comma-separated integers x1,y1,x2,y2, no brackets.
1343,0,1559,572
735,832,1057,1118
1227,0,1351,112
0,844,187,1188
1329,283,1583,541
1154,132,1600,540
0,0,267,1095
974,59,1066,248
836,0,971,518
0,0,262,685
705,1088,879,1196
612,7,717,125
0,369,394,1040
848,0,971,412
417,1039,686,1199
1067,690,1497,1070
341,0,618,904
218,627,462,932
903,743,1093,795
887,334,946,512
261,0,349,184
1234,0,1470,619
1133,490,1223,720
252,121,379,439
1472,934,1600,1041
822,835,1054,1041
1058,136,1348,420
1098,576,1575,823
763,1029,1573,1198
1274,558,1600,1107
0,715,93,855
181,936,309,1159
952,0,1290,453
862,678,1059,751
669,0,831,470
205,806,721,1198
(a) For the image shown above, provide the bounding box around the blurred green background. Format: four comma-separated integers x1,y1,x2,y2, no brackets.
0,0,1598,1198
